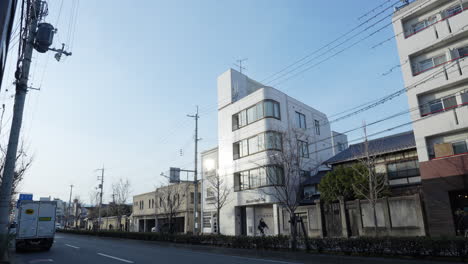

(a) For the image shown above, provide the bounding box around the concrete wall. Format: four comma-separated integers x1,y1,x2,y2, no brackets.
282,194,426,238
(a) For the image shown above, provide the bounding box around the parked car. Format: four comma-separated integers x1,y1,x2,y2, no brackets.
55,223,64,230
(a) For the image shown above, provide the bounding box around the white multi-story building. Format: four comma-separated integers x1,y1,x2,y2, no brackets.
393,0,468,236
201,69,347,236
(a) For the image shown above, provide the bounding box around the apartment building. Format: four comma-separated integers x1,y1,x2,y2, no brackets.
393,0,468,236
132,182,200,233
201,69,347,236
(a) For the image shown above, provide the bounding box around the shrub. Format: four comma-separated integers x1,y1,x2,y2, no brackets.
58,229,468,259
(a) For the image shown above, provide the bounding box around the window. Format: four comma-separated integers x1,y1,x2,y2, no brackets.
444,4,462,18
247,106,256,124
416,54,447,74
265,131,282,150
453,141,468,155
190,192,194,204
461,91,468,105
458,46,468,58
421,95,458,116
386,159,420,180
248,135,259,154
314,120,320,135
232,100,280,130
234,166,283,191
304,185,317,199
298,140,309,158
295,112,306,128
411,16,437,34
233,131,282,160
202,212,211,228
337,142,345,152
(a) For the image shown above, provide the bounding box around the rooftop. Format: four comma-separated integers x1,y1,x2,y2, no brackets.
325,130,415,164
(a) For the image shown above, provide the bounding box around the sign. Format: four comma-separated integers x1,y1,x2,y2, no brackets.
169,167,180,183
39,217,51,221
245,198,266,204
17,193,33,208
25,209,34,215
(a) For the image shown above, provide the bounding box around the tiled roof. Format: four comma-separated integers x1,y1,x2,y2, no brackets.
325,131,415,164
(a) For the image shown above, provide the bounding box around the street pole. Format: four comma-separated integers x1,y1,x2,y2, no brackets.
187,106,200,234
97,167,104,230
67,184,74,228
0,0,41,238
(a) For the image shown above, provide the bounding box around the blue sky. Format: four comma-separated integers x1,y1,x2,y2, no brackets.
1,0,411,203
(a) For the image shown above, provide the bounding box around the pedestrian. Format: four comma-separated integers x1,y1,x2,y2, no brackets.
457,211,468,237
257,218,269,236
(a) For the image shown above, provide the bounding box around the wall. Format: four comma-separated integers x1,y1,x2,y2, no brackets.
281,194,426,238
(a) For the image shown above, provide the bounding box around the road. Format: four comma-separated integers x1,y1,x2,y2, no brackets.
12,233,464,264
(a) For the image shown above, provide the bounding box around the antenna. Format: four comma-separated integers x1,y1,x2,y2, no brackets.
234,58,248,74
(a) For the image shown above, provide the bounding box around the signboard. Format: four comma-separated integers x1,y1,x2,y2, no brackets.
169,167,180,183
17,193,33,208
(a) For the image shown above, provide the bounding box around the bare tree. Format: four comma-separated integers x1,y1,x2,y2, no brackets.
111,178,131,231
351,125,389,237
205,173,231,235
256,129,319,250
156,182,189,234
72,196,84,229
0,144,33,212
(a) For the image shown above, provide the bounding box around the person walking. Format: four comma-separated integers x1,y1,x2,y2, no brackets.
257,218,269,236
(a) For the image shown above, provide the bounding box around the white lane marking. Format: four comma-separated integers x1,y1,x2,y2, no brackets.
230,255,301,264
65,244,80,249
97,253,134,263
29,259,54,263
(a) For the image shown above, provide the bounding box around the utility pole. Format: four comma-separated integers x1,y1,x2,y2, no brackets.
0,0,71,241
0,0,41,239
67,184,74,228
187,106,200,234
96,167,104,231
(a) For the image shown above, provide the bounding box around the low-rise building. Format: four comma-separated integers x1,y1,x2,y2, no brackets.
132,182,200,233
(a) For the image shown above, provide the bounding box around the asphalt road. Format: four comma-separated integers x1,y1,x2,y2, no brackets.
11,233,465,264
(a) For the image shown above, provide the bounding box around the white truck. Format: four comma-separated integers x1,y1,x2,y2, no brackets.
16,200,56,251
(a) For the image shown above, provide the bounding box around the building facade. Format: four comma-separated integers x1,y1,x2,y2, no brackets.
393,0,468,236
132,182,200,233
201,69,347,236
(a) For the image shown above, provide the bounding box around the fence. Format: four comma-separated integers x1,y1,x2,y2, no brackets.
280,194,426,238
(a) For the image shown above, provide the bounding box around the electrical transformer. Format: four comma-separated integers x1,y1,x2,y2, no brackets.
34,23,55,53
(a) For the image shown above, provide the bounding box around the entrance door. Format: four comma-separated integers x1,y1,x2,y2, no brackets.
240,207,247,236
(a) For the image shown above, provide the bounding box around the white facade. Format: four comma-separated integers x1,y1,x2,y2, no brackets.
201,69,346,236
393,0,468,162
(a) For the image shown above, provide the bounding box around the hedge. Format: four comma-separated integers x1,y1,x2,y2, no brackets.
58,230,468,259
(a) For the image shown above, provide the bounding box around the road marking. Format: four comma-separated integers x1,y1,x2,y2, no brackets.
97,253,134,263
230,256,301,264
65,244,80,249
29,259,54,263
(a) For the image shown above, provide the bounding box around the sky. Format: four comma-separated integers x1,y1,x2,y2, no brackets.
1,0,412,204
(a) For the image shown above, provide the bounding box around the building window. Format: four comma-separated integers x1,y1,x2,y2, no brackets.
415,54,447,75
461,90,468,105
304,185,318,199
295,112,306,129
457,46,468,58
337,142,345,152
202,212,211,228
234,166,283,191
411,15,437,34
387,159,420,180
233,131,282,160
453,141,468,155
421,95,458,116
232,100,280,131
298,140,309,158
444,4,462,18
314,120,320,135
